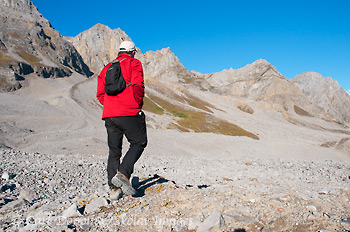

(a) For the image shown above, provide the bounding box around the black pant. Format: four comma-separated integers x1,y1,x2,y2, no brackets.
104,111,147,188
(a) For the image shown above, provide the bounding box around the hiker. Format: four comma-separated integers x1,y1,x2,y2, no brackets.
96,41,147,198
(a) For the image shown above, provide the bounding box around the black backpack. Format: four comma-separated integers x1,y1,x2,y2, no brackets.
104,58,131,96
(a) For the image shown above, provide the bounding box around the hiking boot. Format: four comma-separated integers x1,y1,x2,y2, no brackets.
109,187,123,201
111,172,136,196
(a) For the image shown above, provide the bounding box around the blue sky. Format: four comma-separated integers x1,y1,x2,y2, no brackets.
32,0,350,92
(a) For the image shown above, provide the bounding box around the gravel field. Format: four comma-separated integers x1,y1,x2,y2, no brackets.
1,148,349,231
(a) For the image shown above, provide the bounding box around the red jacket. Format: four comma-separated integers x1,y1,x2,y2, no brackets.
96,54,145,118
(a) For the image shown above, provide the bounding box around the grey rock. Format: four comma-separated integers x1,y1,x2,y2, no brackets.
197,211,225,232
84,197,108,214
18,223,38,232
1,171,9,181
109,188,123,201
175,224,187,232
341,217,350,224
77,222,92,230
188,213,205,230
306,205,317,213
0,198,24,212
62,203,82,218
26,202,60,223
19,189,35,202
312,211,322,217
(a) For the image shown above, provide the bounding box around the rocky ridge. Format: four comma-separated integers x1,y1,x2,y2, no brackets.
201,59,329,120
0,0,92,91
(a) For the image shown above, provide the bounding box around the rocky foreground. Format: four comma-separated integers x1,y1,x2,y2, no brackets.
0,149,349,232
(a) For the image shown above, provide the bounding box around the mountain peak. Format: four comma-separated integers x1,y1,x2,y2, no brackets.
250,58,272,66
241,59,277,74
294,71,341,91
0,0,50,27
92,23,110,29
142,47,188,81
207,58,283,88
84,23,124,34
69,23,131,73
144,47,173,57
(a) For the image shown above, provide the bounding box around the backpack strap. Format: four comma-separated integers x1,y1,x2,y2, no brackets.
110,58,131,87
111,57,127,64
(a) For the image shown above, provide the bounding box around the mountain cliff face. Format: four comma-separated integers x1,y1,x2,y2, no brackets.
205,59,297,100
66,24,131,74
292,72,350,124
142,47,201,84
201,60,329,120
0,0,92,91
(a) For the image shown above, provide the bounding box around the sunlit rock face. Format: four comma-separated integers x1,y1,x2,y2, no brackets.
0,0,92,91
292,71,350,124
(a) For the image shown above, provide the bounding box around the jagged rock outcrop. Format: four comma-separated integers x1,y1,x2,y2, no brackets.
206,59,292,98
203,59,325,116
142,47,200,84
292,72,350,124
66,24,131,74
0,0,92,91
143,47,183,81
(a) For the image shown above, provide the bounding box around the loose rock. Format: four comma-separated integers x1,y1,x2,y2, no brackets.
1,171,10,181
19,189,35,202
84,197,108,214
62,203,82,218
197,211,225,232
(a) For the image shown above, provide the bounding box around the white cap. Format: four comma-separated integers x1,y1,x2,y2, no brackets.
119,41,136,52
